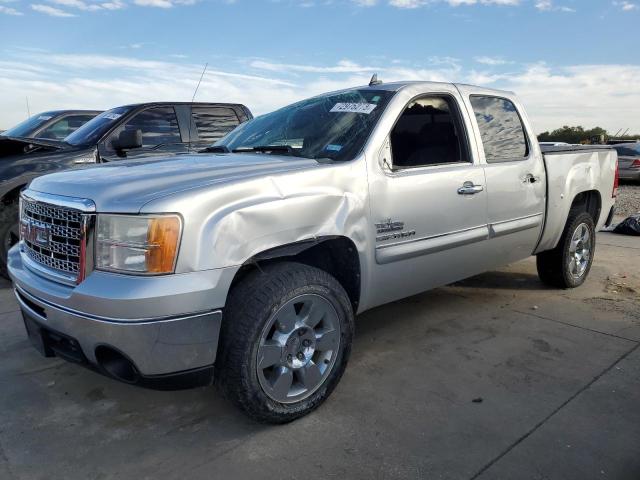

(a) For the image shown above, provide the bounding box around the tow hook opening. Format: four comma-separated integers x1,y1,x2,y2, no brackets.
95,346,140,384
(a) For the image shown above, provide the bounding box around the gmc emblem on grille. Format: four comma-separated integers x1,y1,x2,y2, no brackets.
20,219,51,248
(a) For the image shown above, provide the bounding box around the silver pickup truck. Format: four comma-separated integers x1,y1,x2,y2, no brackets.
8,81,618,423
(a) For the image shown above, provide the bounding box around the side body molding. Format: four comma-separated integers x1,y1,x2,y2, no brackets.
375,213,543,265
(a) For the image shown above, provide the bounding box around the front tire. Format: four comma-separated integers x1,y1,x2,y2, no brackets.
216,262,354,423
0,200,20,279
536,211,596,288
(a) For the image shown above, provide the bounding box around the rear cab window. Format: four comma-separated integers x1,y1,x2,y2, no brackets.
470,96,529,163
191,107,241,143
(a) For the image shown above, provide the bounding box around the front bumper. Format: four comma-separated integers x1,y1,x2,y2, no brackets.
8,244,235,385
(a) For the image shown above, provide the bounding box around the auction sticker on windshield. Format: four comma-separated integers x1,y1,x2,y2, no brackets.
330,103,377,114
102,113,123,120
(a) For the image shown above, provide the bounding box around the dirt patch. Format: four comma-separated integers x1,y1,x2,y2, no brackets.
604,275,640,297
583,296,640,321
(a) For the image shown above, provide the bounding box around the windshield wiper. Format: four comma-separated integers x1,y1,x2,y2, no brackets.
232,145,301,156
200,145,230,153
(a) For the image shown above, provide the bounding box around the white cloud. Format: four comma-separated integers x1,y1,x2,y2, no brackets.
45,0,125,10
1,52,639,134
613,1,638,10
535,0,575,12
250,59,378,74
49,0,102,10
134,0,172,7
389,0,424,7
100,0,125,8
0,4,22,13
31,3,76,15
475,56,511,66
388,0,519,7
133,0,196,7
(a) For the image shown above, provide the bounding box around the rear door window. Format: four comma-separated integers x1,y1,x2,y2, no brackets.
192,107,240,143
470,96,529,163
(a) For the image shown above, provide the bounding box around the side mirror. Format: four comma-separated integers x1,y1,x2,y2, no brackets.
112,129,142,151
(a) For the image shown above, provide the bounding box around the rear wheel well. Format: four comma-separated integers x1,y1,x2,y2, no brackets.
230,237,361,312
569,190,601,223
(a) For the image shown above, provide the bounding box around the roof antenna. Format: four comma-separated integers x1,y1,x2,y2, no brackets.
25,96,31,118
188,62,208,152
191,62,208,103
369,73,382,86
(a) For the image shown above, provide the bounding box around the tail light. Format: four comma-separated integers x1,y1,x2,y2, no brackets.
632,159,640,168
612,159,619,198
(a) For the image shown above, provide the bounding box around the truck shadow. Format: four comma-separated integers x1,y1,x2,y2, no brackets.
451,269,552,291
0,264,554,473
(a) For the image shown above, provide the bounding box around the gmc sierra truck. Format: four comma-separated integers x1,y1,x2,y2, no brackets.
0,101,252,276
7,81,618,423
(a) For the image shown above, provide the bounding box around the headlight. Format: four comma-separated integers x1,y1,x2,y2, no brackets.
95,214,182,275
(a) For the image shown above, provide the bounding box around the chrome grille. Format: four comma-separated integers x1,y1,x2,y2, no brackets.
21,197,85,279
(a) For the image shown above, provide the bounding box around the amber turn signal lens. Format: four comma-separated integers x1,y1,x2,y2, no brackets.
145,216,181,274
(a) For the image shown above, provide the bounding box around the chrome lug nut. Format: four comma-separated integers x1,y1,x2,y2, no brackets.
297,352,305,361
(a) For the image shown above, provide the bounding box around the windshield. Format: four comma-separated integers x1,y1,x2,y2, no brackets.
614,144,640,156
2,112,59,138
65,106,133,146
215,89,394,162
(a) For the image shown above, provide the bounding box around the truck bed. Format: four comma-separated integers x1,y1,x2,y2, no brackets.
535,145,617,253
540,144,614,154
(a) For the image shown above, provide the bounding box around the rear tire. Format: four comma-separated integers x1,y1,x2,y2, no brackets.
216,262,354,423
0,200,20,279
536,211,596,289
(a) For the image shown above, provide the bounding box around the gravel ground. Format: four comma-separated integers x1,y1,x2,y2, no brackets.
616,183,640,217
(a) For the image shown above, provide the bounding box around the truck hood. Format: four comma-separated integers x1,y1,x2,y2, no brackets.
0,136,66,159
28,153,322,212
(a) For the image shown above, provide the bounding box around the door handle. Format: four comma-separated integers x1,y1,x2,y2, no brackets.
457,181,484,195
523,173,540,184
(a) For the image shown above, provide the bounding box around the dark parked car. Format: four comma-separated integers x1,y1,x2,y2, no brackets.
0,101,253,276
2,110,102,141
613,143,640,182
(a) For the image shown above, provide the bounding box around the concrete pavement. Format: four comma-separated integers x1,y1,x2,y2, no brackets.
0,232,638,480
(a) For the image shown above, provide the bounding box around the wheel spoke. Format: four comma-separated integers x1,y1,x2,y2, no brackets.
315,329,338,352
569,258,577,275
258,341,283,369
580,227,589,243
302,301,328,329
569,238,580,253
271,367,293,399
298,362,322,389
276,303,298,333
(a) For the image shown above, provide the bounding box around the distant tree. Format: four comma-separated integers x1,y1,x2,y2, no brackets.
537,126,608,144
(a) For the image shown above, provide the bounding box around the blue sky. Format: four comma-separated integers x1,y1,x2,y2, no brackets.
1,0,639,133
